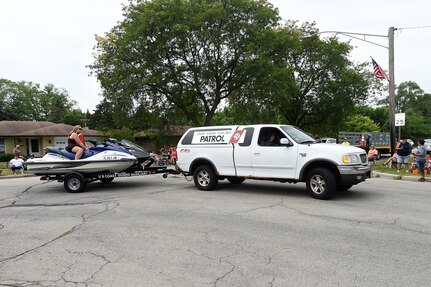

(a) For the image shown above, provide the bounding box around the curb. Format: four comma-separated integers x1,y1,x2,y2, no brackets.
372,171,429,182
0,174,37,180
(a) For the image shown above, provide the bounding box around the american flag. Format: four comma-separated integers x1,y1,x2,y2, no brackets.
371,57,389,81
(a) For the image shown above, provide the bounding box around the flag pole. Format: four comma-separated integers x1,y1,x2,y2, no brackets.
388,27,396,153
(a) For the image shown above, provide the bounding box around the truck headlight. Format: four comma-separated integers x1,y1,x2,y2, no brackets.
342,154,360,164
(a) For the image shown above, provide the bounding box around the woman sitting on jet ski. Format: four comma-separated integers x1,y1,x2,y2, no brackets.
66,125,89,160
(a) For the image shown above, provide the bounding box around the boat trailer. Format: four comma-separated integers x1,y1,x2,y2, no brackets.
39,165,180,193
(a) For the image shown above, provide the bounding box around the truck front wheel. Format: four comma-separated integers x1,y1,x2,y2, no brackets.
306,168,336,199
194,165,218,191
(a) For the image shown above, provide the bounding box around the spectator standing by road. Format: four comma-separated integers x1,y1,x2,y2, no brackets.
396,138,411,173
13,145,21,158
341,137,350,146
169,146,177,165
160,145,169,164
365,135,371,154
415,139,427,182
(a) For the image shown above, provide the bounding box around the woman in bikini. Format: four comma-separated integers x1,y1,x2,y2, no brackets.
65,125,89,160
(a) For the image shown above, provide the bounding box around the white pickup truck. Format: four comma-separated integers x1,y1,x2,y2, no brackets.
176,125,371,199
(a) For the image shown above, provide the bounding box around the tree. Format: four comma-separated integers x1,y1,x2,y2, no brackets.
90,0,280,126
227,21,373,135
401,108,431,140
276,23,371,134
343,115,380,132
396,81,425,113
0,79,42,120
0,79,76,122
88,98,116,131
62,109,87,126
41,84,76,123
354,105,389,131
104,127,136,142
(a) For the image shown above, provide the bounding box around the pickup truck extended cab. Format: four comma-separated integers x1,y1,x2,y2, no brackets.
177,125,371,199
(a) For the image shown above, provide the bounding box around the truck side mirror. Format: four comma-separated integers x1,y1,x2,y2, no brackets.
280,138,293,146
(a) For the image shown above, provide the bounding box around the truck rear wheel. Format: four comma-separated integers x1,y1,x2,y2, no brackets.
306,168,336,199
194,165,218,191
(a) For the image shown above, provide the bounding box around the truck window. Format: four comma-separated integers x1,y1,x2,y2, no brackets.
258,127,285,146
238,128,254,147
181,130,195,145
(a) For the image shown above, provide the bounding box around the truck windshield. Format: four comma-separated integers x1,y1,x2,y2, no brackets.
281,126,316,144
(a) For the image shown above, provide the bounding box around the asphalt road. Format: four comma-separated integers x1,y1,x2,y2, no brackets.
0,175,430,287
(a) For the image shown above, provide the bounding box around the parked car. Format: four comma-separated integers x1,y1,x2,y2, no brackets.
320,137,337,144
424,139,431,153
407,139,414,147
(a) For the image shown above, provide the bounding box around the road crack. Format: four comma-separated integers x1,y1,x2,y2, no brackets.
0,201,119,265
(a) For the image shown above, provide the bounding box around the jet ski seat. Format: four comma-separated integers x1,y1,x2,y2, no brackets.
46,147,94,160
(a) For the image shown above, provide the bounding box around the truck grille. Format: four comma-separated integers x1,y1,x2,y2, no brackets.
360,154,367,163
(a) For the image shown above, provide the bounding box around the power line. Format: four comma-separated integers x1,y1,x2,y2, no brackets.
397,25,431,30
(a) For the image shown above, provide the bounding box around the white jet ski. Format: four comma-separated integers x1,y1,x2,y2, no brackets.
25,145,137,176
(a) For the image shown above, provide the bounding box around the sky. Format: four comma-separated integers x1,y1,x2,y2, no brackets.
1,0,430,112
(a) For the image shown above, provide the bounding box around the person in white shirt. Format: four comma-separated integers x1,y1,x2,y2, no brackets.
9,155,24,173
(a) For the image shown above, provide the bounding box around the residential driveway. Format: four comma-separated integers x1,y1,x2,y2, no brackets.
0,175,430,286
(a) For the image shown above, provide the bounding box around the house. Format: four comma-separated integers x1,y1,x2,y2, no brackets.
0,121,101,157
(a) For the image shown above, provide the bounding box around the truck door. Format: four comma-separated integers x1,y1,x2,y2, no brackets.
233,127,254,177
251,127,298,179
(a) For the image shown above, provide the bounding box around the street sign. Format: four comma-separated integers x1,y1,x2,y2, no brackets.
395,113,405,126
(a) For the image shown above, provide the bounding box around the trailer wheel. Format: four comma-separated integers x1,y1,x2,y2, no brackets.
306,168,336,199
99,177,114,183
194,165,218,191
64,172,86,193
227,176,245,184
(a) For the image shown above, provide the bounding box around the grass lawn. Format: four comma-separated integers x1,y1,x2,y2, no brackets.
0,161,27,176
372,158,430,178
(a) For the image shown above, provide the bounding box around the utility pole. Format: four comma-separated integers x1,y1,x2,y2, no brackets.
388,27,396,154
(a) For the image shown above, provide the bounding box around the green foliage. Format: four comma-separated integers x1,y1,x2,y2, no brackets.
354,105,389,131
103,127,136,142
401,108,431,140
0,153,14,162
227,21,372,135
343,115,380,132
88,99,116,131
62,109,87,126
396,81,425,113
90,0,280,126
0,79,76,122
392,81,431,139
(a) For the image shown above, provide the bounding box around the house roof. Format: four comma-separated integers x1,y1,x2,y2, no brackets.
0,121,101,137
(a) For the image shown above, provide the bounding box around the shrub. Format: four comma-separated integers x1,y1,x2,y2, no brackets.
0,153,14,162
